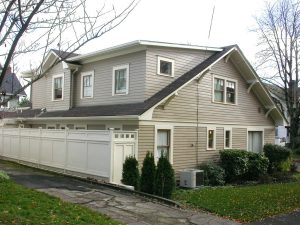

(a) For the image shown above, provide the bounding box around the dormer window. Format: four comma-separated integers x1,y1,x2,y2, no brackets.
157,56,174,77
81,71,94,98
112,64,129,95
52,74,63,101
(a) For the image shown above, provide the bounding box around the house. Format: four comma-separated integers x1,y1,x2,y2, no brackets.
264,83,290,146
0,41,286,183
0,65,26,109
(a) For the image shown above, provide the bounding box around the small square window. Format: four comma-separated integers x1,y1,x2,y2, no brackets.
157,56,174,77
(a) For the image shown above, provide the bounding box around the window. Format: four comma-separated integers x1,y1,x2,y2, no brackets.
157,56,174,77
207,128,216,150
52,74,63,100
213,77,237,104
112,64,129,95
224,128,232,149
248,131,263,153
214,78,224,102
157,129,170,159
81,71,94,98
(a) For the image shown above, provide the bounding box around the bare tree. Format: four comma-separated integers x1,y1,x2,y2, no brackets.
255,0,300,149
0,0,138,102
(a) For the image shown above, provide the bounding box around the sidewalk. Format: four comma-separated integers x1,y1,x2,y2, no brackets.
0,160,239,225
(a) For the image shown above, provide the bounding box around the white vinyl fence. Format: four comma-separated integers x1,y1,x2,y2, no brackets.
0,128,138,183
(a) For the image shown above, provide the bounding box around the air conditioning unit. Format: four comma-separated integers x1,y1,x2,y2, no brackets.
179,169,204,188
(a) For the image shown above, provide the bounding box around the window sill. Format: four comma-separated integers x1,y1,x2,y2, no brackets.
212,101,237,106
113,92,128,96
52,99,63,102
206,148,216,151
157,73,174,78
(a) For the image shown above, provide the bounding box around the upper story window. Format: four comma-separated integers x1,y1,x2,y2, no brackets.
213,76,237,104
112,64,129,95
52,74,63,101
81,71,94,98
157,56,174,77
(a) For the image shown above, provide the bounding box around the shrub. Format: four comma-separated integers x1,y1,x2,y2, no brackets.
246,153,269,180
220,149,249,182
154,155,175,198
121,156,140,190
198,162,225,186
140,152,156,194
263,144,292,173
0,170,9,182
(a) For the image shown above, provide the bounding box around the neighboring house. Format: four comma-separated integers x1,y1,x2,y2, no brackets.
264,83,290,146
0,41,286,181
0,65,26,109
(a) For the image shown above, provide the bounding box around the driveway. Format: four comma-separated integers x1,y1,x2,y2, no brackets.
0,160,239,225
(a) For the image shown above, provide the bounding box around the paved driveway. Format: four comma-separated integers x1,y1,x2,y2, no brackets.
0,160,239,225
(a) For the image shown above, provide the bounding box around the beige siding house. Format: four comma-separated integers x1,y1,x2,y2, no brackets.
2,40,286,177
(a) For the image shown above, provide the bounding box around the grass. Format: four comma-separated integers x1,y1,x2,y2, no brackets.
0,180,122,225
173,181,300,223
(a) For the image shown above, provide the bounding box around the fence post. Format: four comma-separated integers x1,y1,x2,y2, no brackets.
18,127,21,163
38,127,42,168
109,128,114,183
64,128,68,174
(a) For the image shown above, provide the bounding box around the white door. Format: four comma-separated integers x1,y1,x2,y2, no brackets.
248,131,263,153
112,143,135,184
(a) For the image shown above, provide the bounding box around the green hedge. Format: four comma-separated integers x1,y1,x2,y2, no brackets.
198,162,225,186
263,144,292,173
220,149,269,182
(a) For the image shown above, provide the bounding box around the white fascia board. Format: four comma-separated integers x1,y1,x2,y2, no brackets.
68,40,223,63
21,115,139,122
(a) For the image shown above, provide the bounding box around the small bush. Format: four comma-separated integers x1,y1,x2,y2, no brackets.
263,144,292,173
198,162,225,186
140,152,156,194
0,170,9,182
246,153,269,180
220,149,249,182
154,155,175,198
121,156,140,190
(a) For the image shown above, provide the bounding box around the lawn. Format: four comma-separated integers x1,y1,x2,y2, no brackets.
173,181,300,223
0,180,122,225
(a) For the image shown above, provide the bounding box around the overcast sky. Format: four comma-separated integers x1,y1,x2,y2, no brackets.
80,0,268,64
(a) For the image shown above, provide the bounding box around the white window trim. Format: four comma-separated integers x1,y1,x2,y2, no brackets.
157,56,175,77
154,125,173,164
212,75,238,105
80,70,94,99
52,74,64,101
207,127,216,150
224,127,232,149
246,128,265,152
112,64,129,96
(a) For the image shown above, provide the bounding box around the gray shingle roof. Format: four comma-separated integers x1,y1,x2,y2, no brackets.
0,71,26,96
1,45,235,119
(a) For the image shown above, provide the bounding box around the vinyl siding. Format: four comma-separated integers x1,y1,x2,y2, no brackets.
31,62,71,111
232,128,247,149
264,128,275,144
145,47,213,98
73,51,146,106
153,60,274,126
137,125,155,163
